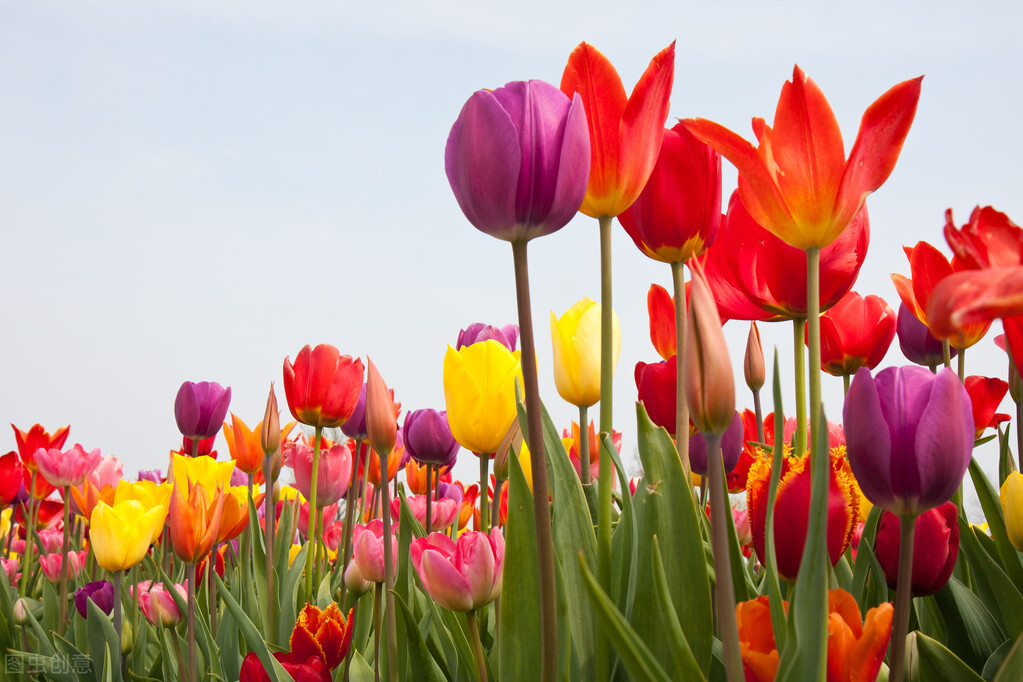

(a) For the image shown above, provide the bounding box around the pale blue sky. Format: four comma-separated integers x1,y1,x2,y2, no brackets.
3,1,1021,512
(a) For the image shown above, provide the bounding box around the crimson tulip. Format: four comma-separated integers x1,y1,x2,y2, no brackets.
964,375,1010,438
290,602,355,670
684,65,921,250
240,651,331,682
283,345,364,429
944,205,1023,269
927,265,1023,349
816,291,896,377
634,356,676,435
646,283,677,361
874,501,958,596
0,452,24,505
11,423,69,471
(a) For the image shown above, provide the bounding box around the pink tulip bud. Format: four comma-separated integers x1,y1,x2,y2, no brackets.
391,495,459,531
39,550,87,583
134,580,187,627
686,262,735,435
350,519,398,584
410,528,504,613
366,358,398,456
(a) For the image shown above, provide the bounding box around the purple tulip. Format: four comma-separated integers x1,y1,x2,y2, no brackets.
844,366,974,516
456,323,520,352
174,381,231,441
137,469,164,484
340,384,368,440
437,481,464,506
689,412,743,477
75,580,114,618
896,303,957,367
403,409,460,468
445,79,591,243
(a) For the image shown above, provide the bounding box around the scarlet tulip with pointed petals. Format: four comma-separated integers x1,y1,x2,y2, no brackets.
283,345,365,429
290,602,355,670
0,453,24,506
927,266,1023,347
684,66,921,249
944,206,1023,269
11,424,69,471
817,291,896,376
964,376,1010,438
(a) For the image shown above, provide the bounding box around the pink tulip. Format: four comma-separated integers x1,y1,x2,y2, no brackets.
410,529,504,613
39,528,64,553
2,558,20,585
133,580,187,626
286,441,352,508
390,495,459,530
33,444,102,488
39,550,87,583
351,519,398,584
293,501,339,540
89,456,124,490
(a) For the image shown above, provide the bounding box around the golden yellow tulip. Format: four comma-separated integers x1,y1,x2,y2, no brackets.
550,298,619,407
443,340,523,455
170,452,235,491
1001,472,1023,551
90,500,163,572
113,480,172,544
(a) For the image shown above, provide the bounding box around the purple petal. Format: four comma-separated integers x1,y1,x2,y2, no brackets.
877,366,933,504
913,368,974,512
843,367,895,508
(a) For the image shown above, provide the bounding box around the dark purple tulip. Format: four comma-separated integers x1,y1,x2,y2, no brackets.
137,469,164,484
174,381,231,441
445,79,591,243
844,366,974,516
340,384,368,440
403,409,460,468
75,580,114,618
456,323,520,352
896,303,957,367
688,412,743,477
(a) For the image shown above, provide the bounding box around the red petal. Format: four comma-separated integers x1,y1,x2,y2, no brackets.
647,283,676,360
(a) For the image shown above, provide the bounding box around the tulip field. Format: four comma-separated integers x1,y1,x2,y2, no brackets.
6,38,1023,682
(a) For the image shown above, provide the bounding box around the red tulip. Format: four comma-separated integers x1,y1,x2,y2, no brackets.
944,206,1023,269
647,283,677,361
927,265,1023,349
290,602,355,670
964,376,1010,438
283,345,364,429
11,424,69,471
816,291,896,376
0,453,24,506
618,122,721,263
240,652,331,682
634,356,677,435
874,501,958,596
684,65,921,250
560,42,675,218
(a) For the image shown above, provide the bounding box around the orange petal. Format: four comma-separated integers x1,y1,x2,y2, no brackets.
647,283,676,360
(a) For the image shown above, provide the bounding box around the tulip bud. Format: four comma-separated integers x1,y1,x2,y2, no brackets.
686,262,735,435
743,322,765,392
1001,472,1023,552
13,598,29,625
121,620,134,654
366,358,398,456
261,383,281,458
491,421,521,481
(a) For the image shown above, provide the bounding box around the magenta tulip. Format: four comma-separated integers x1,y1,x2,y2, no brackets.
403,409,460,469
874,501,958,596
445,80,590,243
350,519,398,584
844,366,973,515
410,529,505,613
75,580,114,618
457,323,519,352
33,444,102,488
287,441,352,508
340,384,369,441
896,302,957,367
174,381,231,442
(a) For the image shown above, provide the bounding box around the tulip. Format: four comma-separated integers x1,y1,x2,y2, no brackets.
686,263,735,436
964,376,1010,438
896,302,956,367
170,452,235,491
344,559,372,597
1001,472,1023,551
744,322,765,392
843,366,973,516
360,441,404,488
646,284,677,361
560,42,674,219
817,291,896,378
39,549,87,583
175,381,232,444
240,651,332,682
457,483,480,531
1,558,19,585
445,79,590,243
366,358,398,457
350,519,398,584
457,323,519,352
944,205,1023,269
391,495,458,530
134,580,187,626
217,485,260,544
443,341,523,455
564,421,621,483
684,66,921,250
339,384,368,440
410,528,504,613
222,414,265,476
927,265,1023,348
551,298,619,408
168,479,225,566
635,356,677,435
33,444,102,488
75,580,114,618
11,423,69,471
287,441,352,508
90,500,163,572
727,410,764,494
88,456,123,491
874,501,958,596
689,412,743,477
290,602,356,670
403,409,459,469
137,469,164,484
283,344,365,429
113,480,172,544
0,453,24,506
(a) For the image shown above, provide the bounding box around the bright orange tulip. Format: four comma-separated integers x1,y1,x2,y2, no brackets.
216,485,261,544
168,480,225,565
560,42,674,218
70,480,116,522
685,66,921,250
222,414,264,476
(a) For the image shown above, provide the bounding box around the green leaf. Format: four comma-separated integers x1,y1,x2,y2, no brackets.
212,570,293,682
969,457,1023,587
498,443,543,682
907,631,985,682
765,351,788,648
348,650,375,682
52,632,98,682
960,521,1023,642
607,430,639,680
41,577,59,636
850,505,888,615
993,630,1023,681
630,403,713,675
280,542,308,645
933,577,1007,672
86,597,122,682
393,592,447,682
651,536,705,681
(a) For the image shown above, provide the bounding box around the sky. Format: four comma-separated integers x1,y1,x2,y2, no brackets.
2,1,1022,514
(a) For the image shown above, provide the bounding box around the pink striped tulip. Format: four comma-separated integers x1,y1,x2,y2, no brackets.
410,529,504,613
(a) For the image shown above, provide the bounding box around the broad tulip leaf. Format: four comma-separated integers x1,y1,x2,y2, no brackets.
993,630,1023,681
651,536,706,680
349,651,375,682
933,577,1007,672
907,632,985,682
607,431,639,678
960,521,1023,641
213,570,292,682
52,633,97,682
393,592,448,682
86,598,122,682
969,457,1023,587
765,351,788,646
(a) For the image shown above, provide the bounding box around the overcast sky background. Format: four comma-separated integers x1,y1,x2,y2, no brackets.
3,1,1022,514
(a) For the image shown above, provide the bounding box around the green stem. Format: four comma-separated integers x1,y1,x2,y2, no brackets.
942,339,951,368
479,454,489,532
672,260,691,481
889,515,917,682
373,582,382,682
304,426,323,597
379,442,397,681
59,485,71,634
843,373,850,397
263,452,275,634
958,346,966,382
113,570,123,668
596,216,615,682
706,432,742,681
511,238,558,682
598,215,614,436
187,568,196,682
792,318,807,456
467,610,489,682
19,473,37,599
426,463,433,535
578,404,590,485
752,389,764,445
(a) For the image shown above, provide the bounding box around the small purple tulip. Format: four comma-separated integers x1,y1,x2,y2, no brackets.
137,469,163,484
174,381,231,441
896,303,957,367
75,580,114,618
340,384,368,440
437,481,464,506
445,79,591,243
403,409,460,469
844,366,974,516
689,412,743,477
456,323,520,352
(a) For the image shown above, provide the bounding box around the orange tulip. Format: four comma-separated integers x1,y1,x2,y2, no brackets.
647,283,677,361
684,66,921,250
168,480,225,565
290,602,356,670
70,480,116,522
222,414,264,476
216,485,262,544
560,42,675,218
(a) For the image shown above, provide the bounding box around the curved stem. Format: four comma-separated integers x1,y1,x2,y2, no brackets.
467,610,489,682
889,514,917,682
792,319,807,456
511,239,558,682
672,260,690,481
304,426,323,597
706,432,742,681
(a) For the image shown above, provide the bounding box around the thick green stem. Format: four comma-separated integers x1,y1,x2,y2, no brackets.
511,239,558,682
373,583,382,682
942,340,951,368
578,404,590,485
889,515,917,682
263,452,275,631
426,462,433,535
792,319,807,456
187,568,196,682
479,454,490,532
380,443,398,681
19,473,37,598
958,346,966,382
467,610,489,682
304,427,323,597
59,486,71,634
596,216,614,682
672,260,691,481
843,373,851,396
752,389,764,445
706,432,742,681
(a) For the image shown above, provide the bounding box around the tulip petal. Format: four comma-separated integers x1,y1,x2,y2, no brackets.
419,548,474,612
913,368,974,512
647,284,676,360
458,532,497,610
844,368,894,509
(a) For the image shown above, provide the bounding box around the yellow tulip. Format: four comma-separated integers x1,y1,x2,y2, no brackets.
1000,472,1023,551
443,340,524,454
170,452,235,491
113,480,172,544
90,500,163,572
550,298,620,408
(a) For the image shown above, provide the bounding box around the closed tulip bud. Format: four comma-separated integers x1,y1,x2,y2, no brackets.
551,298,620,408
744,322,765,392
175,381,232,442
366,358,397,456
689,412,743,477
120,620,134,654
13,597,29,625
261,384,281,458
686,262,735,435
874,501,958,596
1001,472,1023,551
